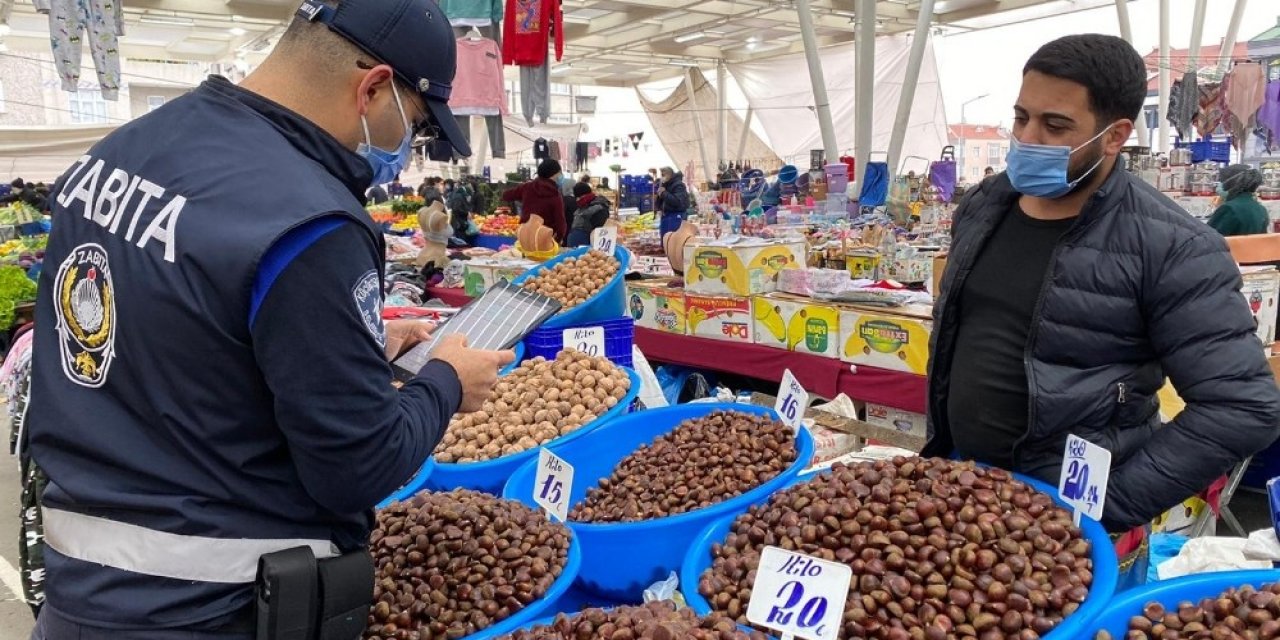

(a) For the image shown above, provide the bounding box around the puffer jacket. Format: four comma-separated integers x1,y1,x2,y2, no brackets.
926,167,1280,532
571,195,610,232
657,173,690,215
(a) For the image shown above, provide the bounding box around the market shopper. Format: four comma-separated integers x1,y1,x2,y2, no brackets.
566,182,611,247
1208,164,1270,237
656,166,690,238
22,0,515,637
927,34,1280,588
503,158,568,242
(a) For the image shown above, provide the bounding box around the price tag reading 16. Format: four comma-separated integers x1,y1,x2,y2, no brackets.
746,546,851,640
774,368,808,431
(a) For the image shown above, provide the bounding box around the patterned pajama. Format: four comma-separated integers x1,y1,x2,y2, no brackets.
46,0,122,100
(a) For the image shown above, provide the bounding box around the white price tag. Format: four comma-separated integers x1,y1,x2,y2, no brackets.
534,448,574,522
562,326,605,357
774,369,808,431
746,546,851,640
1058,434,1111,525
591,226,618,254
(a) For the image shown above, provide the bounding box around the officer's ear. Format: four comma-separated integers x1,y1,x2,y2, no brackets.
355,63,396,117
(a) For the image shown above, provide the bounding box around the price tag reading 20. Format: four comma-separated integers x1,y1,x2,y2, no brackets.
562,326,605,357
774,368,808,432
747,546,851,640
534,448,574,522
591,226,618,254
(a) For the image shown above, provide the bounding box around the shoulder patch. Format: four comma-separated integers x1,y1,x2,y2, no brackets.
353,269,386,347
54,243,117,388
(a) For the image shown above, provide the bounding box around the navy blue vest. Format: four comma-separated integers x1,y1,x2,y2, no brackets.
27,77,384,628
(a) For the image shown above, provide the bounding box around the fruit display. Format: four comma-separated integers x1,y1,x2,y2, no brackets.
493,601,769,640
521,250,621,311
435,351,631,464
0,236,47,263
366,489,571,640
698,457,1095,639
570,410,798,523
1095,582,1280,640
0,202,40,226
478,214,521,236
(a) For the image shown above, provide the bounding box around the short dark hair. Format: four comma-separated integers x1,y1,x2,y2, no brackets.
573,183,593,198
1023,34,1147,126
10,178,23,189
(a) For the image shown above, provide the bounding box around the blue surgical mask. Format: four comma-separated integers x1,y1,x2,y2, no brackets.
1005,126,1112,199
1216,184,1229,198
358,84,414,188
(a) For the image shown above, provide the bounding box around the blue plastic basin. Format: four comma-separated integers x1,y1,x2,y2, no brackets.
511,246,631,329
424,367,642,495
503,402,816,600
461,529,584,640
681,467,1119,639
1087,569,1280,637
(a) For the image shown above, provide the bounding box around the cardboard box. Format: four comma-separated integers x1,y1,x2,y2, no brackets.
463,259,535,297
626,281,686,335
839,305,933,375
633,254,675,277
683,239,806,297
865,403,927,441
685,293,753,343
1241,266,1279,350
752,293,841,358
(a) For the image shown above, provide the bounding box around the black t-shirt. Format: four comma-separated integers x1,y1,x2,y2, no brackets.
947,205,1074,468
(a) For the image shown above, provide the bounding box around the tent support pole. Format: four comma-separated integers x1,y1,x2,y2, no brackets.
854,0,876,190
887,0,935,171
796,0,839,166
737,107,754,162
1188,0,1207,71
1114,0,1149,148
717,60,728,173
684,68,714,189
1157,0,1170,153
1218,0,1248,74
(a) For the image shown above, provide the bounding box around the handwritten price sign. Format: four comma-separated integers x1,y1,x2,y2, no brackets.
534,448,574,522
747,546,851,640
592,226,618,254
562,326,605,357
1058,434,1111,525
774,369,808,431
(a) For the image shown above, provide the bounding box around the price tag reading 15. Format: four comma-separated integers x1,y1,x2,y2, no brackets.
746,546,851,640
534,448,574,522
774,368,808,431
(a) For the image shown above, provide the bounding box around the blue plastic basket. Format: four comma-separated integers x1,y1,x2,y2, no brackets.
511,245,631,329
424,367,642,495
503,403,816,600
522,316,634,368
1175,139,1232,163
462,529,584,639
1087,570,1280,637
681,468,1120,640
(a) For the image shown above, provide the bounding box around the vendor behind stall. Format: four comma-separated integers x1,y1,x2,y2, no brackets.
927,34,1280,590
566,183,611,247
503,159,567,242
656,166,690,238
1208,164,1270,237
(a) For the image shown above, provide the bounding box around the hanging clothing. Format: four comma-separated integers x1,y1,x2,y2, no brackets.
452,114,506,158
1193,82,1226,140
548,140,562,161
1223,62,1266,148
1257,80,1280,153
48,0,122,100
520,54,550,125
575,142,588,172
441,0,502,27
502,0,562,66
450,37,507,115
1168,71,1198,141
533,137,550,160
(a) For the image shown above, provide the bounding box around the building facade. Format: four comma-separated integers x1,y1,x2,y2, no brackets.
947,124,1009,182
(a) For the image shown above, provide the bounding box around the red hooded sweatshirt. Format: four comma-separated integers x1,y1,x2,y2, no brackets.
502,178,567,242
502,0,563,66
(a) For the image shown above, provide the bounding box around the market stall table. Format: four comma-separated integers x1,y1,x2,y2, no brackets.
633,326,927,414
424,285,473,308
474,234,517,251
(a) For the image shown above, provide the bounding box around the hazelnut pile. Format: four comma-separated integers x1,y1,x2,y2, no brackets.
1095,582,1280,640
436,351,630,464
494,601,769,640
522,250,620,310
570,411,798,523
699,458,1095,640
366,489,571,640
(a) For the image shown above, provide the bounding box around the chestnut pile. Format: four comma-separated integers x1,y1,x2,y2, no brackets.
366,489,571,640
494,601,769,640
1095,582,1280,640
521,250,620,311
436,351,630,463
570,410,797,523
698,458,1095,639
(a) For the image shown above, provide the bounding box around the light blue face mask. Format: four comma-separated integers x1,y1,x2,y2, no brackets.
358,84,414,188
1005,125,1112,199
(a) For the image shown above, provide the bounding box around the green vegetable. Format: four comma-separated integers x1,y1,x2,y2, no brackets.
0,266,36,328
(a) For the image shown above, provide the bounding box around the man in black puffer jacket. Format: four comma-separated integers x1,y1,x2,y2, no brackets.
927,34,1280,586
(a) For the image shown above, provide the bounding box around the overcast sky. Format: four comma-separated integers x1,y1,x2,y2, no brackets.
934,0,1279,128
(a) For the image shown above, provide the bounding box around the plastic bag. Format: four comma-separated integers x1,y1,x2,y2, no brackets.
858,161,889,207
654,365,715,405
886,177,912,225
642,571,685,607
630,346,668,409
1156,535,1273,580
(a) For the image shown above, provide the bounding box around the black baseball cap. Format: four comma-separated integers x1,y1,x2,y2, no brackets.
296,0,471,156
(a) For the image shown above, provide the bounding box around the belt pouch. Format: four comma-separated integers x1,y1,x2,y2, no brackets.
256,546,319,640
316,550,374,640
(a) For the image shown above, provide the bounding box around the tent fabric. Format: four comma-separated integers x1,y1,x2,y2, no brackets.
727,35,949,173
634,68,781,188
0,125,119,182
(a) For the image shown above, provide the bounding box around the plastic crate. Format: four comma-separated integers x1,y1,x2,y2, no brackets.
1176,138,1232,163
522,316,634,367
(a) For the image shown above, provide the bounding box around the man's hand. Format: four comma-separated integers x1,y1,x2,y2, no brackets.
432,334,517,412
384,319,437,361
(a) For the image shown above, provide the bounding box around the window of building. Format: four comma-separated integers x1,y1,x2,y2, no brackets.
988,143,1003,160
147,96,166,112
69,90,109,124
971,145,981,158
550,82,573,96
0,81,6,114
